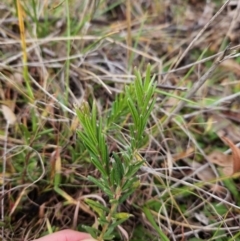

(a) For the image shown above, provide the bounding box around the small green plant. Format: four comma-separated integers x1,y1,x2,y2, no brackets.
76,64,157,240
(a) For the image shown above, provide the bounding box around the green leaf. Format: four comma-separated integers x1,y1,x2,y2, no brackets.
142,99,156,126
18,124,31,143
143,207,169,241
142,88,155,111
76,103,98,145
98,121,110,175
85,198,109,213
107,93,128,127
84,117,98,144
90,156,108,177
109,166,115,187
125,161,144,178
78,131,98,156
118,187,136,204
98,215,109,225
127,98,139,127
104,214,131,238
82,225,99,238
137,114,144,139
102,233,115,240
111,166,120,186
122,176,139,192
91,100,97,134
84,198,109,216
112,153,124,185
155,88,197,105
134,73,144,106
87,175,111,194
143,64,151,90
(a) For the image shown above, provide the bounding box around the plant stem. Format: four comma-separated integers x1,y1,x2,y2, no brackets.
98,186,122,241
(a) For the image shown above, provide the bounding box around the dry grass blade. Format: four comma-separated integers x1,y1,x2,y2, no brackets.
162,44,231,127
158,44,240,75
172,0,231,69
2,0,240,240
16,0,27,65
220,136,240,174
126,0,132,62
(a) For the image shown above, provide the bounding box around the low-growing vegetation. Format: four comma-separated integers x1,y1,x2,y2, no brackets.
1,1,240,240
